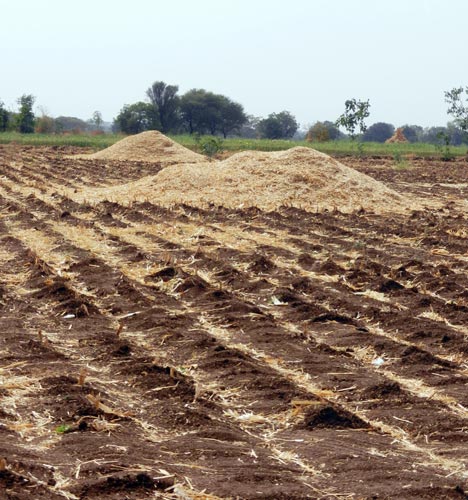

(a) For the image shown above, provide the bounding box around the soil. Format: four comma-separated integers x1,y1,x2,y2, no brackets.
0,144,467,499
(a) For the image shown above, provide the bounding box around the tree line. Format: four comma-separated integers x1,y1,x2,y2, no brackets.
0,95,105,134
2,82,468,145
113,81,299,139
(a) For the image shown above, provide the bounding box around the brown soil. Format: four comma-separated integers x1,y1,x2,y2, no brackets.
0,144,467,499
73,130,206,164
70,146,416,214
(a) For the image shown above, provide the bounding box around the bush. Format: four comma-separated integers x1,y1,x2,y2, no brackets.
196,135,223,159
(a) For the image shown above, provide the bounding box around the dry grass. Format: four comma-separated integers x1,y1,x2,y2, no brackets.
70,147,415,214
72,131,205,165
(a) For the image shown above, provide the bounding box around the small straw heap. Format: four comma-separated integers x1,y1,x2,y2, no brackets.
73,130,205,165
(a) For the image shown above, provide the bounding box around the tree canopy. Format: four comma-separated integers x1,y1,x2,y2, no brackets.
0,100,9,132
362,122,394,142
16,94,35,134
146,81,180,133
257,111,299,139
114,102,160,134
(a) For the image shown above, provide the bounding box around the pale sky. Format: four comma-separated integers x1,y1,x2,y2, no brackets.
1,0,467,129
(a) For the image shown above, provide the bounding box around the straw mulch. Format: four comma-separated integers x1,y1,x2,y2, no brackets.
74,147,413,214
73,130,205,164
385,128,409,144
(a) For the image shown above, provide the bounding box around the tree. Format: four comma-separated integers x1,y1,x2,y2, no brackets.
90,110,103,131
445,86,468,143
180,89,210,134
0,100,9,132
257,111,299,139
306,121,343,142
238,115,261,138
114,102,160,134
146,81,180,133
336,98,370,140
218,97,247,138
362,122,394,143
421,126,447,144
401,125,423,143
35,115,56,133
16,94,35,133
55,116,89,133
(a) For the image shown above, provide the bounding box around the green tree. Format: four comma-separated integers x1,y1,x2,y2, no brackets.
114,102,160,134
180,89,210,134
257,111,299,139
16,94,35,133
362,122,394,143
336,98,370,139
90,110,103,131
55,116,89,133
336,98,370,154
182,90,221,134
218,98,247,138
306,121,343,142
0,100,9,132
445,86,468,141
401,125,423,143
306,122,329,142
146,81,180,133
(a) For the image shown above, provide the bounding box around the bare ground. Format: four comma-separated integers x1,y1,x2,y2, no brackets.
0,145,467,499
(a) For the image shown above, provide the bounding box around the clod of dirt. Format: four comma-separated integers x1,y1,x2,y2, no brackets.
78,472,174,499
73,130,205,165
248,254,276,273
377,279,405,293
73,145,415,214
301,404,368,430
361,382,403,399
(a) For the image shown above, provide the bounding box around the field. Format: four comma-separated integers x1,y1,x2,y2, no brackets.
0,132,467,157
0,144,468,499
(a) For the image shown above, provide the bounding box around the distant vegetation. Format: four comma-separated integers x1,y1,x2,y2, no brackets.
1,82,468,152
1,131,467,158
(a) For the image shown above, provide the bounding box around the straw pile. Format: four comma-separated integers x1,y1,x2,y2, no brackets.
74,147,412,214
385,128,409,144
73,131,205,164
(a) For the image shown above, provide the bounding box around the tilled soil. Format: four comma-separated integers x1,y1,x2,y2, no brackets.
0,145,467,499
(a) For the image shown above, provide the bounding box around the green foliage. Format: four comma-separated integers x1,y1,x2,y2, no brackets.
90,110,103,131
16,94,35,134
435,131,455,161
1,133,468,158
55,116,89,133
336,98,371,139
0,100,9,132
445,86,468,136
336,98,371,156
306,121,343,142
146,81,180,133
180,89,247,136
362,122,394,143
114,102,159,134
306,122,329,142
55,424,73,434
197,136,223,158
392,151,410,169
401,124,423,143
257,111,299,139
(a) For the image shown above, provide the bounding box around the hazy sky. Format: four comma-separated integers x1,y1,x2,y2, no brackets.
2,0,467,128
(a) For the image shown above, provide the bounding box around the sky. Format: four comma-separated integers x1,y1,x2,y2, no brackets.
1,0,468,129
